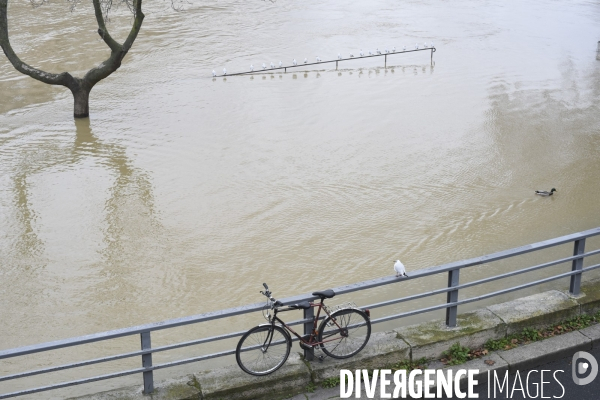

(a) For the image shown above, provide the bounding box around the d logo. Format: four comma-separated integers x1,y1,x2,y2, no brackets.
572,351,598,385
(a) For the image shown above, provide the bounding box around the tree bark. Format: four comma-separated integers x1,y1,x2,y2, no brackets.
0,0,144,118
72,83,91,118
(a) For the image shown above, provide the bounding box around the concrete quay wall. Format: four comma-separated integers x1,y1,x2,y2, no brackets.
70,278,600,400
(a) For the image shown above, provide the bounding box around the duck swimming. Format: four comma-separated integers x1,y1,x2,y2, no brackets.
535,188,557,196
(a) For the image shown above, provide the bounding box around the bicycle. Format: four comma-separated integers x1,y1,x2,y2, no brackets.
235,283,371,376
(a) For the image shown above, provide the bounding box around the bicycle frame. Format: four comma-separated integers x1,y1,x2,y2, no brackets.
264,300,344,348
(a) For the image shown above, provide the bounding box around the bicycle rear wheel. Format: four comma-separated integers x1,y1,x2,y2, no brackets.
317,308,371,359
236,325,291,376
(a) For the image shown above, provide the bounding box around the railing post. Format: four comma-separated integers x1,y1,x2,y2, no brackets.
140,331,153,394
569,239,586,296
303,306,314,361
446,269,460,327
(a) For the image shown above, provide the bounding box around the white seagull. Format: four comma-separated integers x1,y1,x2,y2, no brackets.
385,48,389,54
424,42,428,48
293,59,297,66
369,50,373,55
431,41,434,47
350,53,354,58
376,48,381,54
270,62,275,69
212,70,216,77
279,61,282,67
415,43,419,49
223,68,227,75
262,63,266,70
360,49,364,57
250,65,254,72
304,58,308,64
403,45,406,51
316,56,321,62
392,46,396,52
338,53,342,60
394,260,408,278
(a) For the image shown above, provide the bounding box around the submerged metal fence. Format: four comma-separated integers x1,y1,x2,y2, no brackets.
215,46,436,77
1,227,600,398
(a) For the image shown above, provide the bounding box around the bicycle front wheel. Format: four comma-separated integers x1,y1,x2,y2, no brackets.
236,325,291,376
318,308,371,359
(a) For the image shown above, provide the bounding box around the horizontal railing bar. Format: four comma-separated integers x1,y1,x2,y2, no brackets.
0,306,310,361
0,301,259,360
3,250,593,400
454,262,600,307
0,317,314,382
2,347,256,398
0,367,146,399
2,227,599,361
332,227,600,298
148,348,237,372
0,330,247,382
1,338,312,399
368,262,600,325
220,48,434,77
145,332,321,373
1,233,599,398
364,248,600,310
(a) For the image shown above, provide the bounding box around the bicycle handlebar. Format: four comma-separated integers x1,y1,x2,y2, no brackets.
260,283,283,309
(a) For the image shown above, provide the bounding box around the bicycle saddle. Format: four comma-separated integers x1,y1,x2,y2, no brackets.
312,289,335,299
289,301,311,310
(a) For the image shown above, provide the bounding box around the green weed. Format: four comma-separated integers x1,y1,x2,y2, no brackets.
390,357,428,371
321,376,340,388
442,342,471,365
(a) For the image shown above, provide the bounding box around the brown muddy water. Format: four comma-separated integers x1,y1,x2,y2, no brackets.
1,0,600,397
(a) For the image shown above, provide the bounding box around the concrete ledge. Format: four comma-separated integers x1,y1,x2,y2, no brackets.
394,308,506,360
423,352,508,394
195,352,310,400
487,290,579,335
576,277,600,315
496,330,592,373
66,376,200,400
307,331,410,383
580,323,600,348
69,287,600,400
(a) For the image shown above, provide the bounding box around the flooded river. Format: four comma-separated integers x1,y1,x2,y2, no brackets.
1,0,600,397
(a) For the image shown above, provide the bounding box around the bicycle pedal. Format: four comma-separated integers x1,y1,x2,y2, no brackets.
318,355,325,362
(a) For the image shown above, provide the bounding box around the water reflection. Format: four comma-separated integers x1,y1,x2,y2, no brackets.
2,0,600,396
11,172,45,263
2,117,161,331
74,119,162,307
223,64,430,81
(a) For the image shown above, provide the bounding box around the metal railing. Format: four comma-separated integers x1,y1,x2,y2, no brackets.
1,226,600,398
215,46,436,77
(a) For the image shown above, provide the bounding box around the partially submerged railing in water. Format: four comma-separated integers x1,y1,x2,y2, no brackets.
1,226,600,398
215,46,436,77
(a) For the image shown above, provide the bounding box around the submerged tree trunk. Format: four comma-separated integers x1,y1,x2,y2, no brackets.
72,84,91,118
0,0,144,118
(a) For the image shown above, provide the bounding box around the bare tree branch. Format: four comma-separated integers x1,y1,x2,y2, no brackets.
0,0,77,88
92,0,123,52
0,0,145,117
